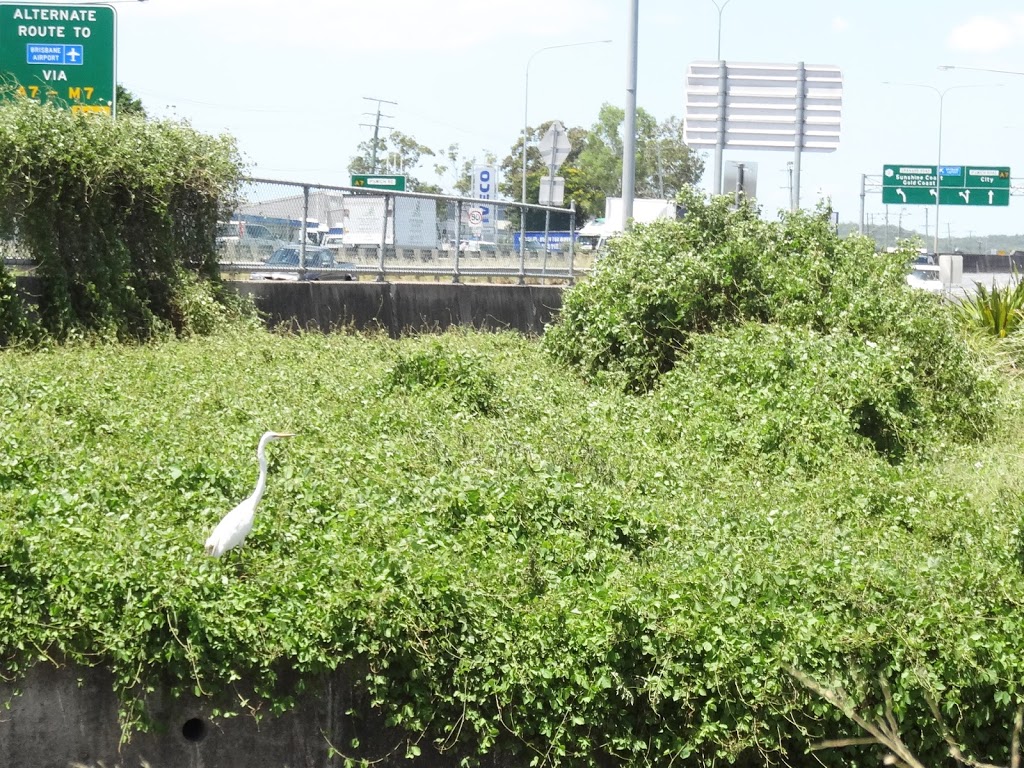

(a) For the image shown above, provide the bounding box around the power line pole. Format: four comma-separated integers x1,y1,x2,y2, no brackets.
361,96,397,173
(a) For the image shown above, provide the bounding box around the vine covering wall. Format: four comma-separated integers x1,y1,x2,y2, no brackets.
0,96,244,342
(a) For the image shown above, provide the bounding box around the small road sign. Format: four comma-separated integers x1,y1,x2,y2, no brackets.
881,164,1010,206
350,174,407,191
538,121,571,169
539,176,565,205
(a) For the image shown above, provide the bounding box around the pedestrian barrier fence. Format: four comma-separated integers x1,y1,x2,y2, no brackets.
3,177,590,285
217,178,584,284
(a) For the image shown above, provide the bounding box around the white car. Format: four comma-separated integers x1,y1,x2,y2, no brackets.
906,264,944,293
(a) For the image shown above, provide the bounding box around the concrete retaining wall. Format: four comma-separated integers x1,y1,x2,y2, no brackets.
962,252,1024,274
11,277,564,337
232,280,563,336
0,661,472,768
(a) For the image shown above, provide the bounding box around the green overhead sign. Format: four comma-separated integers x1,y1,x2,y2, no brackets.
882,164,1011,206
0,3,116,115
350,174,406,192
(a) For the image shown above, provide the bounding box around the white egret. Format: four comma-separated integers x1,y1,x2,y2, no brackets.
204,431,295,557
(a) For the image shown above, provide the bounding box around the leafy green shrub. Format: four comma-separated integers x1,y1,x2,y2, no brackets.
0,328,1023,767
544,191,997,461
654,323,992,468
170,268,260,337
0,96,243,342
546,191,942,393
0,260,36,345
384,342,501,414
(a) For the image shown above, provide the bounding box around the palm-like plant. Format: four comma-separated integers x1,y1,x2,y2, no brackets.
951,274,1024,338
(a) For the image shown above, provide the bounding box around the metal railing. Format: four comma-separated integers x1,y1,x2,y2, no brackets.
2,177,592,285
218,177,586,284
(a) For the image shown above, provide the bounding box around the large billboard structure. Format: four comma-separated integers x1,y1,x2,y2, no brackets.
684,61,842,209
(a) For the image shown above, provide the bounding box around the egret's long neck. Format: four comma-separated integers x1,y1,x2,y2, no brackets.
251,436,271,503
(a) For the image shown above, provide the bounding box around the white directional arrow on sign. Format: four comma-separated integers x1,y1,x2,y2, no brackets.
959,190,970,203
897,189,906,203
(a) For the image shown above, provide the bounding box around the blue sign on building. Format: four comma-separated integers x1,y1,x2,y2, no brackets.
513,231,574,250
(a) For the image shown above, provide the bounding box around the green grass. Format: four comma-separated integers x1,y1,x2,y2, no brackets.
2,325,1024,766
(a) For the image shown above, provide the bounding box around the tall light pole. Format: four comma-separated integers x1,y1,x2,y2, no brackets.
622,0,638,230
939,64,1024,76
522,39,612,204
883,81,995,255
708,0,732,194
710,0,731,61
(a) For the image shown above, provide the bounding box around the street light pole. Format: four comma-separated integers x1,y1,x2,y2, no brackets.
710,0,731,61
622,0,639,230
939,64,1024,76
709,0,731,195
883,81,994,255
522,39,612,205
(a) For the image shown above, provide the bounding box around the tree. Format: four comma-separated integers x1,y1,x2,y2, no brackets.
641,116,705,199
348,130,438,192
116,84,146,118
433,144,497,197
500,104,705,222
496,120,584,230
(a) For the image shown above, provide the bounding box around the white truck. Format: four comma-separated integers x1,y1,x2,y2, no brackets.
340,196,438,249
577,198,681,252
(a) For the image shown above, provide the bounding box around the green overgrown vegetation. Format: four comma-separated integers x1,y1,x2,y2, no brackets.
0,96,246,342
2,191,1024,767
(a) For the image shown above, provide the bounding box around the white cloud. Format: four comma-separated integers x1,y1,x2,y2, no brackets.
832,17,849,32
948,14,1024,52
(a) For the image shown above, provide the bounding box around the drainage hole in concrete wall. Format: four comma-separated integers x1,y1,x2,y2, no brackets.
182,717,207,743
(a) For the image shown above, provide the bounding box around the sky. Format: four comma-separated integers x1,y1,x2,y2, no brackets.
97,0,1024,237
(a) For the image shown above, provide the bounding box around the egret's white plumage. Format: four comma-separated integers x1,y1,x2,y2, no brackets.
204,431,294,557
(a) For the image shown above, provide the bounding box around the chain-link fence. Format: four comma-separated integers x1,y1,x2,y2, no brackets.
218,178,585,286
219,178,585,284
1,177,591,284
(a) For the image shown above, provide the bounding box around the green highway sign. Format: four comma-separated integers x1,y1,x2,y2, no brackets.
0,3,116,115
882,187,1012,206
882,187,933,205
883,165,959,189
350,174,406,192
881,164,1011,206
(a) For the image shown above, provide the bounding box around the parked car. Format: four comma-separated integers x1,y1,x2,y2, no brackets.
251,245,356,281
458,240,498,255
906,263,943,293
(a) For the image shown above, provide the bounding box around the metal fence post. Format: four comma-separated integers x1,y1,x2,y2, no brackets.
453,200,462,284
300,184,309,278
542,208,551,282
518,201,527,285
569,199,576,284
377,194,389,282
